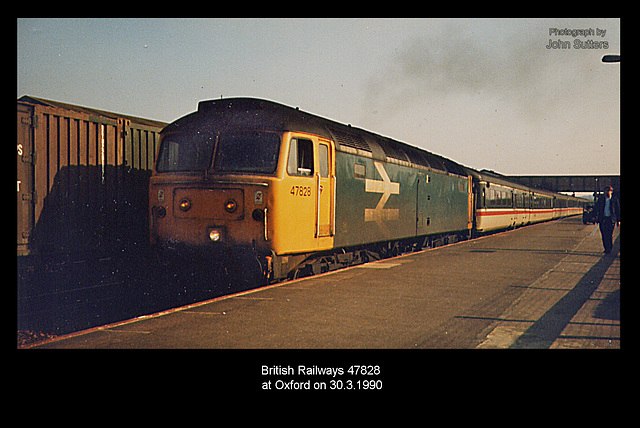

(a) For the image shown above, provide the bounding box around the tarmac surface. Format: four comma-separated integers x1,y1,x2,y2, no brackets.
29,216,620,349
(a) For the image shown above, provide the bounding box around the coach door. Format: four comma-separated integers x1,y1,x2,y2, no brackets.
316,139,335,239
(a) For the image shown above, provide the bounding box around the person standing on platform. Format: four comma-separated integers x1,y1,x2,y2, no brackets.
594,186,620,254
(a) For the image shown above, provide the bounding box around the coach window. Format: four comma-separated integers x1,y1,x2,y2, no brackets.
287,138,314,176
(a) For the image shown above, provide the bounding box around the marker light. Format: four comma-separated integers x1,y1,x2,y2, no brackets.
208,229,222,242
179,198,192,212
224,199,237,213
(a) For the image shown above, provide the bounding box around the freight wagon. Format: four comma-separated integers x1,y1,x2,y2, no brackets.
17,96,167,258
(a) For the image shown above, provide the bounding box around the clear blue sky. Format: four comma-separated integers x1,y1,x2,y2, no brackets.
17,18,620,175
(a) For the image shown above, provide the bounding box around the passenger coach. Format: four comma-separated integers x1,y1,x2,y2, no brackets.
468,169,585,234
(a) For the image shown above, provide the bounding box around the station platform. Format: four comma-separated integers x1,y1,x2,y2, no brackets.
30,216,620,349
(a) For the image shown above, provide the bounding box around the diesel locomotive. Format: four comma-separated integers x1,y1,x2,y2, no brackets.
149,98,585,283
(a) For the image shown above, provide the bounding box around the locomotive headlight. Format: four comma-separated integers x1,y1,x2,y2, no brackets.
224,198,237,213
208,228,222,242
179,198,192,212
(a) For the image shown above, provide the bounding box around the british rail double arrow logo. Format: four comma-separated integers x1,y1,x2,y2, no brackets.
364,161,400,222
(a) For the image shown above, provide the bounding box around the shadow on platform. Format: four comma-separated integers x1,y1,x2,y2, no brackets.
509,235,620,349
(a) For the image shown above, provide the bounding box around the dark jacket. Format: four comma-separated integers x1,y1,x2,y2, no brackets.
594,194,620,224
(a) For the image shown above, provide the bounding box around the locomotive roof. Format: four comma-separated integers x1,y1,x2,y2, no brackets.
164,97,469,177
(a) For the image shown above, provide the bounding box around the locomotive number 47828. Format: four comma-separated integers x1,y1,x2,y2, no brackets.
290,186,312,197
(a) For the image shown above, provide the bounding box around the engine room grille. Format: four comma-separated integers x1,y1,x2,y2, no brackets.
327,126,371,153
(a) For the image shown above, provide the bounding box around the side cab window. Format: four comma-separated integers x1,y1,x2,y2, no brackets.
287,138,314,176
